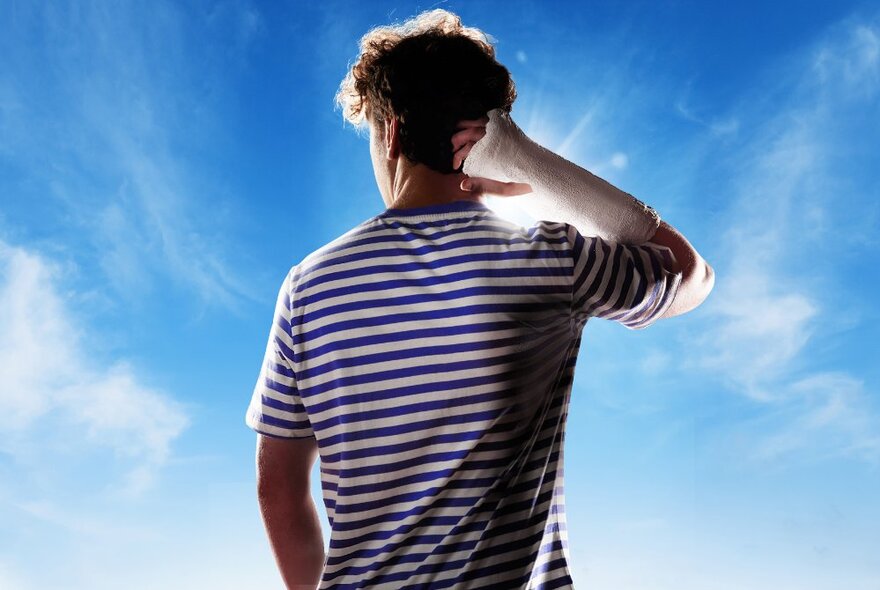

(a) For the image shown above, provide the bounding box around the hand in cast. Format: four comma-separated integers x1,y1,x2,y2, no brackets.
451,109,533,198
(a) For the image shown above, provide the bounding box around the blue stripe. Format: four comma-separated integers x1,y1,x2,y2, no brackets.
265,358,295,378
324,427,509,465
293,319,523,364
294,301,568,362
262,377,297,397
298,265,569,314
259,393,305,414
300,283,568,326
318,408,505,448
294,221,567,291
327,468,557,563
302,328,565,408
300,327,560,381
337,439,559,517
254,411,312,432
310,389,512,432
324,520,488,567
296,232,566,294
298,341,557,399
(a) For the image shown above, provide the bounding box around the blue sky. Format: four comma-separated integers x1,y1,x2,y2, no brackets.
1,1,878,588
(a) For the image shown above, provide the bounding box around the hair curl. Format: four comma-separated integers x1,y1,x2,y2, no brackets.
334,8,517,174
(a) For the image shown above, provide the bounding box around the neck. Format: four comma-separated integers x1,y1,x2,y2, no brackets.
386,162,483,209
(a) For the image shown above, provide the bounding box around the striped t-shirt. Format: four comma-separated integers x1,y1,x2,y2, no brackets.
246,198,682,589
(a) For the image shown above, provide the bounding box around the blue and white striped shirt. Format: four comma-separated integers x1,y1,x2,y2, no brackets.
246,198,682,589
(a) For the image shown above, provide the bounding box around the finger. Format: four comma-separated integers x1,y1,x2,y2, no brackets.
450,126,486,152
461,177,532,197
461,177,508,196
506,181,533,196
454,115,489,130
452,141,476,170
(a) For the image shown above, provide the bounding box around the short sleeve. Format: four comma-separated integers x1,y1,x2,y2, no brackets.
245,267,315,439
566,223,684,330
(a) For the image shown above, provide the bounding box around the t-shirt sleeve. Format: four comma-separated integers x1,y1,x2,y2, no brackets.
245,267,315,439
565,222,684,330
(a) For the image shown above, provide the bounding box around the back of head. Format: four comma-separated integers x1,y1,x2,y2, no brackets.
334,8,517,174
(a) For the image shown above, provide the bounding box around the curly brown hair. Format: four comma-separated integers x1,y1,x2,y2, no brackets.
334,8,517,174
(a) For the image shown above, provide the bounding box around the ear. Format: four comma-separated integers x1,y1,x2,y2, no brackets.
383,116,401,159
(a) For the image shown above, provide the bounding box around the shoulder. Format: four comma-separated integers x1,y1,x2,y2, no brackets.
292,217,382,284
523,218,571,252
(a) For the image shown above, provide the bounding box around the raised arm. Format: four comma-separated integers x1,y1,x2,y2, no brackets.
454,108,713,321
459,108,661,243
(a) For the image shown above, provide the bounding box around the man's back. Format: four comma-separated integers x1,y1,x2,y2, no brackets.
247,198,682,588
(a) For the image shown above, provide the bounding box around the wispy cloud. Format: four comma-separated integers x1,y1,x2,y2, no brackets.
681,11,880,464
1,2,265,314
0,239,189,496
13,499,160,541
745,372,880,466
674,76,740,137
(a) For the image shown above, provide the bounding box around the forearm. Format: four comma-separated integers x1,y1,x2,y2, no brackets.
463,108,661,244
515,148,661,243
258,491,326,590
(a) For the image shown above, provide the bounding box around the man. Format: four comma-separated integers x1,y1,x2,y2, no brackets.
246,8,713,589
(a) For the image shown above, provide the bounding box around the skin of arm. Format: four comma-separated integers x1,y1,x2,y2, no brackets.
256,434,325,590
645,219,715,319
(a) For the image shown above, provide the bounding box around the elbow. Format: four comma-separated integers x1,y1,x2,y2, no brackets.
661,258,713,320
697,260,715,302
682,258,715,310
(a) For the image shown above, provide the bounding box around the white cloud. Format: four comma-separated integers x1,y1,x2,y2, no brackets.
685,272,819,403
13,499,159,540
0,239,189,496
812,22,879,95
674,77,740,137
609,151,628,170
682,14,880,463
2,2,262,314
639,348,673,376
746,372,880,466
